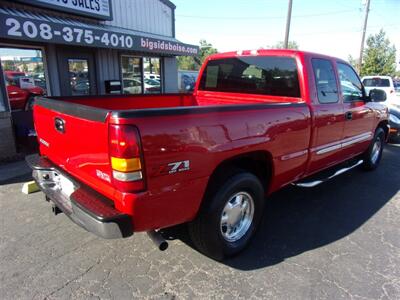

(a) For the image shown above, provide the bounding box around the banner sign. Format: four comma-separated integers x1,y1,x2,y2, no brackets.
13,0,112,20
0,13,199,56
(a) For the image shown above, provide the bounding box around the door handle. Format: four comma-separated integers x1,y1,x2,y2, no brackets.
345,111,353,120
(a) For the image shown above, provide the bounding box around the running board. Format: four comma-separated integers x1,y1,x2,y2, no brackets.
293,160,363,188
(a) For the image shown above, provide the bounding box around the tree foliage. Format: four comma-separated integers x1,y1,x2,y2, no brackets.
361,29,396,76
347,55,358,69
270,41,299,50
177,39,218,71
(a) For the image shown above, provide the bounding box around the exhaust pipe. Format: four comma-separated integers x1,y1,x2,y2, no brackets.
147,230,168,251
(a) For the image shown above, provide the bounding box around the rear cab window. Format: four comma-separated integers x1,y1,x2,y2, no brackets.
362,78,390,87
199,56,300,98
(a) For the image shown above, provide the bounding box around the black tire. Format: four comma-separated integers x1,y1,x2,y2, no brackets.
25,95,35,111
188,171,264,260
362,127,385,171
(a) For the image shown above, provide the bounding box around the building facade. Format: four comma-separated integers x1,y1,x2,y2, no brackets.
0,0,198,159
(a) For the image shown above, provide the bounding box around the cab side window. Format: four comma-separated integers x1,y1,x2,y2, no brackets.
312,58,338,104
337,63,364,102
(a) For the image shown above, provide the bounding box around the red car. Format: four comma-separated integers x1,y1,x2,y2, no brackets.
4,71,44,110
27,50,388,260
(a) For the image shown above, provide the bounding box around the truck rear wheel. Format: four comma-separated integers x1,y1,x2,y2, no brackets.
188,171,264,260
362,127,385,171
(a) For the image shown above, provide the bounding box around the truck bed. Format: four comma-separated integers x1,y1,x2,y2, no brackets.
44,92,303,111
33,93,310,230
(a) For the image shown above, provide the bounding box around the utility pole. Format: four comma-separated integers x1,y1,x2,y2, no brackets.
358,0,371,73
283,0,293,48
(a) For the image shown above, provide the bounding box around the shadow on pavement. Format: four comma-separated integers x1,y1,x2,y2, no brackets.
0,173,32,186
163,144,400,270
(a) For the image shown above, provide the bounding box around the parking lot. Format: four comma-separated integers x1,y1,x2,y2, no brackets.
0,143,399,299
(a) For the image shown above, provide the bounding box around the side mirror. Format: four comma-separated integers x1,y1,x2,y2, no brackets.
368,89,387,102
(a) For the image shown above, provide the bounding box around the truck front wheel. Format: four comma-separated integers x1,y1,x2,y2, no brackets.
362,127,385,170
188,171,264,260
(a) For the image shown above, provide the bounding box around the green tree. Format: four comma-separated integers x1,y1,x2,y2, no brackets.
1,60,16,71
177,39,218,71
270,41,299,49
347,55,358,69
361,29,396,76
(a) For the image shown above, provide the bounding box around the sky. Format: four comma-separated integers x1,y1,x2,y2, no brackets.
173,0,400,68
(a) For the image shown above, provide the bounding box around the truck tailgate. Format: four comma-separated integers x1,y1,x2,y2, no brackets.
33,99,114,197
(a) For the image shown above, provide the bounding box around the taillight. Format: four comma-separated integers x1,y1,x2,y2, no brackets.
109,124,145,192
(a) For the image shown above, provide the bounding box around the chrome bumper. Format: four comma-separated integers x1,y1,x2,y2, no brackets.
26,154,133,239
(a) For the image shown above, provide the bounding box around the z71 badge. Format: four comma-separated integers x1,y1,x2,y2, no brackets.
157,160,190,175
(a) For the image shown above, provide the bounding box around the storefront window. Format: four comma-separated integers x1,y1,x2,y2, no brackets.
121,56,142,94
143,57,161,94
0,47,48,111
68,59,90,96
121,56,162,95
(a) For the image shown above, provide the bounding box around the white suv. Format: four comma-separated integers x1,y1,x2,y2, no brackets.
362,75,398,103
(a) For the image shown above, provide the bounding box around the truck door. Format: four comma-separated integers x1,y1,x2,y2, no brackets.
307,58,345,174
336,62,374,157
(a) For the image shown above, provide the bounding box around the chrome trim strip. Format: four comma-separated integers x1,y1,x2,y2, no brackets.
281,149,308,161
341,132,372,148
316,144,342,155
315,132,373,155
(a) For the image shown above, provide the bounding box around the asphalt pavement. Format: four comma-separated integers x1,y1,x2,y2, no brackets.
0,143,399,299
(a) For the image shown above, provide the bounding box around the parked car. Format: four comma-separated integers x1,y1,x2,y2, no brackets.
71,80,90,95
388,105,400,142
123,78,142,94
144,78,161,93
4,71,45,110
362,76,397,103
27,50,388,260
144,73,160,81
394,81,400,93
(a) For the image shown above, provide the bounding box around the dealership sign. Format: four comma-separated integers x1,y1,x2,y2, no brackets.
0,12,199,56
12,0,112,20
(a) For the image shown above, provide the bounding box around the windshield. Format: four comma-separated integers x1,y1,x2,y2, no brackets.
362,78,390,87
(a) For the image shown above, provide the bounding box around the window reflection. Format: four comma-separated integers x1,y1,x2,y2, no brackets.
143,57,161,94
68,59,90,96
121,56,142,94
0,47,47,110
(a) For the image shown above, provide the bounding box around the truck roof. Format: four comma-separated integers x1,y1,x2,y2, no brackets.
208,49,347,63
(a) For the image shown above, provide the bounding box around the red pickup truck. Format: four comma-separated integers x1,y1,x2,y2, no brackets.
27,50,388,260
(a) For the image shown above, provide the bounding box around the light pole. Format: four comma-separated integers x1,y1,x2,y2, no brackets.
284,0,293,49
358,0,371,73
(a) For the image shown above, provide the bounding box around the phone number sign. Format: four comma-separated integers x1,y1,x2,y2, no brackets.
0,14,199,56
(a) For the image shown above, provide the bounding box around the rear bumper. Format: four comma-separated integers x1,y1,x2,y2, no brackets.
26,154,133,239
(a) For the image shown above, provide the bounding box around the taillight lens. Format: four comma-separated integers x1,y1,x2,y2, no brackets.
109,125,140,157
109,124,145,192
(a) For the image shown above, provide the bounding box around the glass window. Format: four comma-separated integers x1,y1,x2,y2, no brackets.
68,59,90,96
337,63,364,102
0,47,48,110
199,56,300,97
311,58,338,104
143,57,161,94
121,56,143,94
362,78,390,87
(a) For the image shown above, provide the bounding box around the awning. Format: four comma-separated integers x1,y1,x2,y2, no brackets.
0,7,199,56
